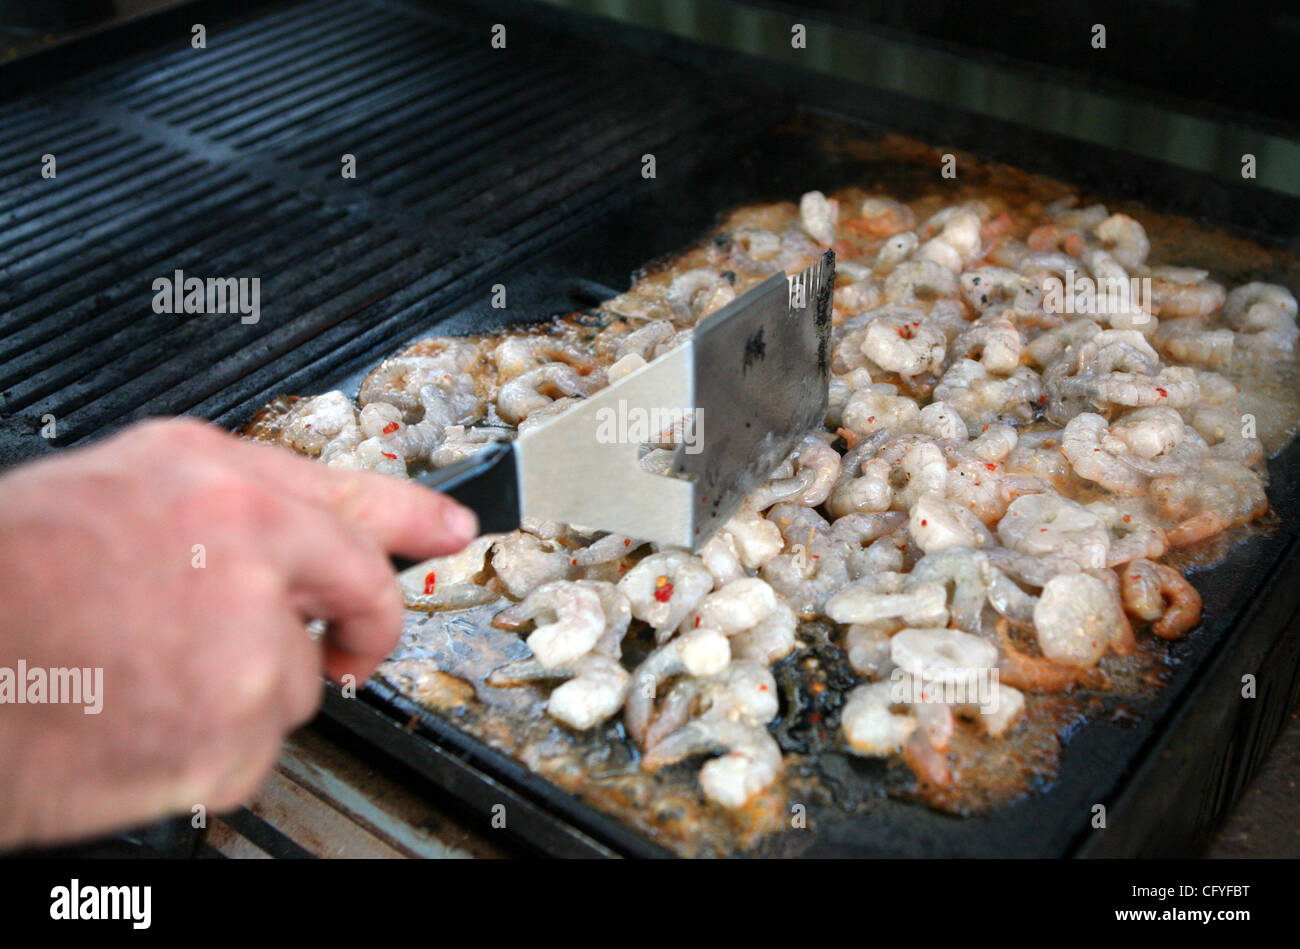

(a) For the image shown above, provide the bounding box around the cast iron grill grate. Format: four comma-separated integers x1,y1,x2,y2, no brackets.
0,0,763,463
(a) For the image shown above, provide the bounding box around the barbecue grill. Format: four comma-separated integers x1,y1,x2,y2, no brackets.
3,0,1298,858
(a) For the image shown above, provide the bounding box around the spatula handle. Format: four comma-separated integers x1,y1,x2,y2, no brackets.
391,441,520,572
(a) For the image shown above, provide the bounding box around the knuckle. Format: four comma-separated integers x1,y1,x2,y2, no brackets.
185,473,281,530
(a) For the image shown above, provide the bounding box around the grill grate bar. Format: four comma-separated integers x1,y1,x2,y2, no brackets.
0,183,289,373
171,18,431,132
0,168,255,304
85,0,372,102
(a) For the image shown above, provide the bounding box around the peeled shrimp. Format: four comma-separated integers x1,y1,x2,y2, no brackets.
642,661,782,807
1118,559,1202,638
1032,572,1126,667
1223,282,1299,356
497,362,604,425
625,627,732,745
997,493,1111,570
617,551,714,642
493,580,607,669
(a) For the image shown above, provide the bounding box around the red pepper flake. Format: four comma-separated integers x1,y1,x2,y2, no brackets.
1156,387,1168,399
653,581,674,603
867,416,876,423
985,462,997,471
423,571,437,595
807,712,822,723
623,538,631,546
381,451,398,459
921,519,928,526
896,325,914,340
758,683,768,691
694,616,701,628
1038,395,1047,404
381,421,400,435
1122,514,1132,523
571,558,578,566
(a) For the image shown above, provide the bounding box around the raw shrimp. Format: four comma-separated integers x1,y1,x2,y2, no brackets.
856,196,916,236
996,492,1111,569
1153,317,1233,368
916,400,968,441
1149,458,1268,547
905,546,991,633
497,362,604,425
948,310,1023,374
873,231,919,275
1086,500,1167,566
685,577,781,638
493,335,598,378
571,531,649,567
825,368,875,427
490,531,572,599
841,679,921,759
841,385,920,436
826,431,895,516
1095,213,1150,270
961,266,1030,311
824,573,947,626
360,342,483,424
1223,282,1299,356
884,259,959,303
909,492,994,553
492,580,607,669
729,600,798,664
919,210,982,272
933,360,1043,427
427,424,512,468
1059,412,1147,494
1118,559,1202,639
641,661,782,807
861,310,947,377
1046,198,1109,231
781,434,843,506
799,190,839,246
1150,275,1226,320
760,531,850,615
967,420,1020,459
491,652,630,729
890,626,999,686
618,551,714,641
878,434,949,509
1032,572,1126,667
625,627,732,744
992,617,1107,692
278,391,360,457
1106,407,1207,477
1187,403,1262,466
399,535,499,611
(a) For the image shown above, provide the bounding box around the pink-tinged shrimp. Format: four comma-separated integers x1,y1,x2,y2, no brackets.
1119,559,1202,639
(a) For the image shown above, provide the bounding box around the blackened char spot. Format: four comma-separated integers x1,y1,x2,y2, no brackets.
742,326,766,372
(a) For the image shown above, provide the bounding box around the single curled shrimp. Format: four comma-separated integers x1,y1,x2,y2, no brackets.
1032,572,1127,667
997,492,1112,570
492,580,607,669
1223,282,1299,357
497,362,605,425
1118,559,1202,639
617,550,715,642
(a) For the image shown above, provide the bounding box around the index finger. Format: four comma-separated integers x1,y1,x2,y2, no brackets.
217,429,480,560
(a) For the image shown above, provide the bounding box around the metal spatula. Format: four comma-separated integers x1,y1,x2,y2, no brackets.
403,250,834,553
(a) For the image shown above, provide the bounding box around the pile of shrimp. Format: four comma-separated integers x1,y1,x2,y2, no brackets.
253,188,1297,809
